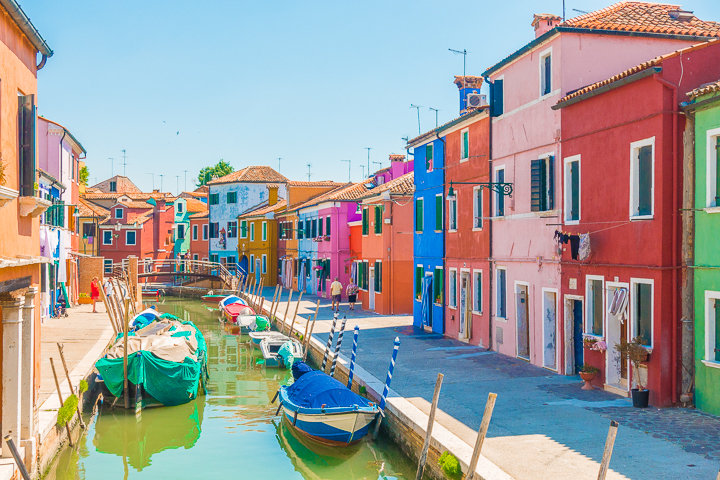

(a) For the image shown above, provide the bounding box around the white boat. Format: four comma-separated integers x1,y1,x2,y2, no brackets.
259,337,303,368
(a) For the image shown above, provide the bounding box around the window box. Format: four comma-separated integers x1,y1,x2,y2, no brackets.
0,185,19,211
19,195,51,217
323,235,330,241
312,237,323,243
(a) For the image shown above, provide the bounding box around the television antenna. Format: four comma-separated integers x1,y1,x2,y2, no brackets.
428,107,440,127
121,149,128,176
341,160,351,182
184,170,188,191
365,148,372,179
410,105,422,134
146,173,155,190
277,157,282,173
373,161,383,173
159,174,164,192
306,164,312,181
449,48,467,89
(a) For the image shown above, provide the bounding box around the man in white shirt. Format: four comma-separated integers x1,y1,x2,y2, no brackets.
330,277,343,312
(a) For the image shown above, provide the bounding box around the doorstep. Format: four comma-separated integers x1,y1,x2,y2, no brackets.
604,383,629,397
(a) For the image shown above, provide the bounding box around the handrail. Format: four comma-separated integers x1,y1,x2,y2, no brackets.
122,258,240,289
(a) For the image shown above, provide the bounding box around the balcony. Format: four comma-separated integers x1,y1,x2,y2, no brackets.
0,185,18,211
19,195,51,217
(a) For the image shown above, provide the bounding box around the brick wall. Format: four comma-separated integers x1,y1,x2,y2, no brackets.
77,256,104,295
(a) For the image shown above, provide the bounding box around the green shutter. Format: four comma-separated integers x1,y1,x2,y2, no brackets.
463,131,469,159
318,217,324,236
415,267,422,298
426,144,433,170
496,170,505,216
547,156,555,210
530,159,543,212
715,300,720,362
435,195,442,230
362,208,369,235
570,161,579,221
18,94,35,197
326,216,331,236
374,206,383,234
638,146,652,216
715,137,720,206
376,261,382,292
636,283,652,346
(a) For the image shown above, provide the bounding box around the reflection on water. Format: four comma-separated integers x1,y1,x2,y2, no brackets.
43,297,414,479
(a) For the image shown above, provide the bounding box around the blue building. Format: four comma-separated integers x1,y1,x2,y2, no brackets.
409,134,445,333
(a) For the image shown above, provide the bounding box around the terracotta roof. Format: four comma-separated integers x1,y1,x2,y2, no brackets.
77,198,109,217
240,199,288,219
358,172,414,200
291,182,380,211
286,180,344,187
189,211,208,219
100,209,153,225
207,165,288,185
533,13,562,24
555,40,717,105
688,79,720,99
453,76,484,89
82,192,173,200
408,106,488,147
184,197,208,213
111,200,156,209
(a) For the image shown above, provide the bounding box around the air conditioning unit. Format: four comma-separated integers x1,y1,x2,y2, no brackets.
466,93,487,109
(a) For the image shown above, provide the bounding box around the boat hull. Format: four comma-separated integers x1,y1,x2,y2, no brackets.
281,405,376,446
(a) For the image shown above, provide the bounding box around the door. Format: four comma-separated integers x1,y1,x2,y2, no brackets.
421,275,433,328
238,255,248,277
460,272,470,339
255,259,261,283
369,267,376,310
573,300,584,373
516,284,530,359
605,284,629,389
542,290,557,370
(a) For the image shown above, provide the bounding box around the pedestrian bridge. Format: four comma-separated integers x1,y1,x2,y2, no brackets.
111,259,244,290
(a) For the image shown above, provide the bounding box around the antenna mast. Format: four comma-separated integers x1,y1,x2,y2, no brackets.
121,149,128,176
277,158,282,173
428,107,440,127
365,148,372,179
341,160,351,182
410,105,422,134
306,164,312,181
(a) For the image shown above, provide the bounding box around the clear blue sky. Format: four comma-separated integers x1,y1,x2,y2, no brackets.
28,0,719,193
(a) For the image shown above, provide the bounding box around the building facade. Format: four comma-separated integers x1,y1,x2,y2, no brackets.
189,211,209,262
238,191,285,287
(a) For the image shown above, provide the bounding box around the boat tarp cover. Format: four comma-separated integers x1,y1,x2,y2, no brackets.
95,317,207,407
130,308,161,331
285,371,370,409
278,341,299,370
225,303,253,316
252,315,270,331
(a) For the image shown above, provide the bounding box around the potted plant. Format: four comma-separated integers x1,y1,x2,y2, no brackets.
614,336,650,408
78,292,92,305
579,363,599,390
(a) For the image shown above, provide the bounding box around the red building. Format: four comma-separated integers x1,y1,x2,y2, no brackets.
554,41,720,407
189,211,209,261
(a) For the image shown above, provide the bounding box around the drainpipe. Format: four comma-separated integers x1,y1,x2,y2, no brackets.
653,73,680,405
485,77,494,351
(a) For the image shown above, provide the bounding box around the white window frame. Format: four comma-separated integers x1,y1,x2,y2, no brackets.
705,127,720,208
192,224,198,241
262,221,268,241
250,222,255,241
262,254,267,274
630,278,654,349
496,266,507,320
103,259,113,274
249,254,255,273
202,224,208,240
494,166,506,217
539,47,553,98
103,230,113,245
629,136,655,220
125,230,136,246
114,208,123,219
704,291,720,367
460,128,469,162
472,187,483,230
448,195,457,232
472,270,482,314
564,154,581,224
585,275,605,338
448,268,458,309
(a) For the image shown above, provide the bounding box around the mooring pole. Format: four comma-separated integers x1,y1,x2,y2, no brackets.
416,373,444,480
282,290,294,332
466,392,498,480
273,287,284,320
3,436,30,480
288,291,304,336
346,326,360,389
49,358,73,446
329,316,347,377
270,285,280,318
57,344,85,429
597,420,619,480
321,312,339,372
373,336,400,439
123,298,130,409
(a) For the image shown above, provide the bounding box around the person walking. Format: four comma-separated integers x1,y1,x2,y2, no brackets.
91,277,100,313
330,277,343,312
346,280,359,311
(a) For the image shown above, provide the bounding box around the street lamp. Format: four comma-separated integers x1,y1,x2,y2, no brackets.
446,181,514,200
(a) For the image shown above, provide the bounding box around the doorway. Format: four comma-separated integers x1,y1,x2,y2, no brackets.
563,297,584,375
516,283,530,360
605,283,629,391
369,267,376,310
542,289,558,370
460,271,470,339
421,274,433,328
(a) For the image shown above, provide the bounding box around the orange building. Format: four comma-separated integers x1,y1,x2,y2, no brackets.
189,211,209,261
0,1,54,468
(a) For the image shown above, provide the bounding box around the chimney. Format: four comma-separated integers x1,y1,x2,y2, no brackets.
454,76,484,115
389,154,405,163
268,185,279,206
532,14,562,38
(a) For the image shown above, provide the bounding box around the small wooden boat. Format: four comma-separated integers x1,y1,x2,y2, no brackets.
260,337,303,368
277,364,379,445
201,293,227,304
222,303,255,324
248,331,288,348
142,289,162,299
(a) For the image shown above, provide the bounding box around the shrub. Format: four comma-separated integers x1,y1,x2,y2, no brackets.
438,451,462,479
57,394,78,427
580,363,599,375
79,380,88,394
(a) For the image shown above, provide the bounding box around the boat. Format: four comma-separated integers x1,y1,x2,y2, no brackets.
259,337,303,368
201,292,228,304
248,330,288,348
218,295,247,309
141,288,162,299
222,302,254,324
276,363,379,446
95,312,208,409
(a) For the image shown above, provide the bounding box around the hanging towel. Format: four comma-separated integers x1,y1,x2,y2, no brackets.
609,288,629,319
569,235,580,260
57,233,67,283
578,233,591,261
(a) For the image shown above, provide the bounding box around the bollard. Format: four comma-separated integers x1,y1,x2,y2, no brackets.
321,312,339,372
123,299,130,409
270,285,280,318
416,373,444,480
329,316,347,377
597,420,619,480
466,392,498,480
346,326,359,389
282,290,294,332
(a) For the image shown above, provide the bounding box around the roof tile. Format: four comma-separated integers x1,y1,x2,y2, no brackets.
688,79,720,99
207,165,288,185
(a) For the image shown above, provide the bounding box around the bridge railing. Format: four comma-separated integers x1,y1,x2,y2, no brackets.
127,258,240,289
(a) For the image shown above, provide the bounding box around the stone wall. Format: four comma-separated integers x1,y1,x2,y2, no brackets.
77,256,104,295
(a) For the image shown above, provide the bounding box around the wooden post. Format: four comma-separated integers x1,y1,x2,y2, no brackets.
56,344,85,429
258,296,265,316
96,280,119,334
270,285,280,318
597,420,619,480
416,373,444,480
49,358,73,446
288,291,304,336
123,298,130,410
466,392,498,480
281,290,294,333
303,300,320,349
257,278,265,309
273,287,284,320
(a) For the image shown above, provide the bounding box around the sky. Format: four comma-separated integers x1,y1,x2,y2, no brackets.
27,0,720,193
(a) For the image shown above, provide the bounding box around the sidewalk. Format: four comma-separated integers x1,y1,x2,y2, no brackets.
261,288,720,480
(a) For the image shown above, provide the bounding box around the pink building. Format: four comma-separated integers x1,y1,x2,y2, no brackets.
482,4,719,372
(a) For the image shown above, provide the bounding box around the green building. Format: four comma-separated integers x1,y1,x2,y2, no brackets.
689,79,720,415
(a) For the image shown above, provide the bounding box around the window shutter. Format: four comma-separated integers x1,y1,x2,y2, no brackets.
638,146,652,216
426,144,433,170
376,261,382,292
571,161,579,220
326,216,331,236
496,170,505,215
362,208,368,235
415,267,422,296
318,218,323,236
715,299,720,361
530,160,542,212
544,55,552,95
463,131,469,158
415,199,423,232
547,156,555,210
715,137,720,206
491,80,503,117
18,94,36,197
475,190,483,227
305,220,310,238
374,206,383,234
435,195,442,230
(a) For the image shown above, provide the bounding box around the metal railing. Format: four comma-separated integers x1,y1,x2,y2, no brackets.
110,258,240,289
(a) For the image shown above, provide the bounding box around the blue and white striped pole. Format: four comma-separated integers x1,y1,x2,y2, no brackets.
330,316,347,377
373,336,400,439
321,312,339,372
346,326,359,389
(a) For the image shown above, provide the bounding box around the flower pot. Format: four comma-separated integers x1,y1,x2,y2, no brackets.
78,297,93,305
579,372,596,390
631,388,649,408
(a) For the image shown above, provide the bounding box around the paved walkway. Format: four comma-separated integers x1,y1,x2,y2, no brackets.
260,287,720,480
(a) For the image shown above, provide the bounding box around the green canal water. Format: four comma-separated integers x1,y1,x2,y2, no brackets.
43,297,415,480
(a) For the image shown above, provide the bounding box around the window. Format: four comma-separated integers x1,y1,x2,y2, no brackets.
193,254,199,261
262,254,267,274
531,155,555,212
227,191,237,204
177,202,184,213
586,277,604,337
103,230,113,245
109,181,117,193
448,196,457,231
358,261,369,290
249,255,255,272
279,222,285,239
262,221,267,241
426,144,433,171
461,128,469,161
305,219,310,238
540,50,552,96
311,219,317,238
473,187,483,229
318,217,324,236
495,168,505,216
104,259,113,274
374,206,383,234
18,94,35,197
126,230,136,245
705,128,720,207
362,208,369,235
82,223,96,238
374,261,382,293
415,266,423,300
564,155,580,222
115,208,123,219
490,78,504,117
298,220,304,239
435,194,443,231
473,271,482,313
415,198,424,232
240,220,248,238
496,268,507,318
449,269,457,308
202,224,208,240
630,138,655,218
227,221,237,238
326,216,331,237
210,254,219,263
177,224,185,240
705,292,720,363
250,223,255,241
631,279,653,348
433,268,443,305
209,193,219,205
209,222,219,238
192,224,198,241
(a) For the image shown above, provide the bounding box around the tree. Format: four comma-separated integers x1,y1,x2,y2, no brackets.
197,160,234,187
79,165,89,186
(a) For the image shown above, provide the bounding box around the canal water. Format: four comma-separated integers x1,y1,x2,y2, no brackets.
43,297,415,479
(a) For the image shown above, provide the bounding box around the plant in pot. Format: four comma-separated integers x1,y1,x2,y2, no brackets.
614,336,650,408
579,363,599,390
